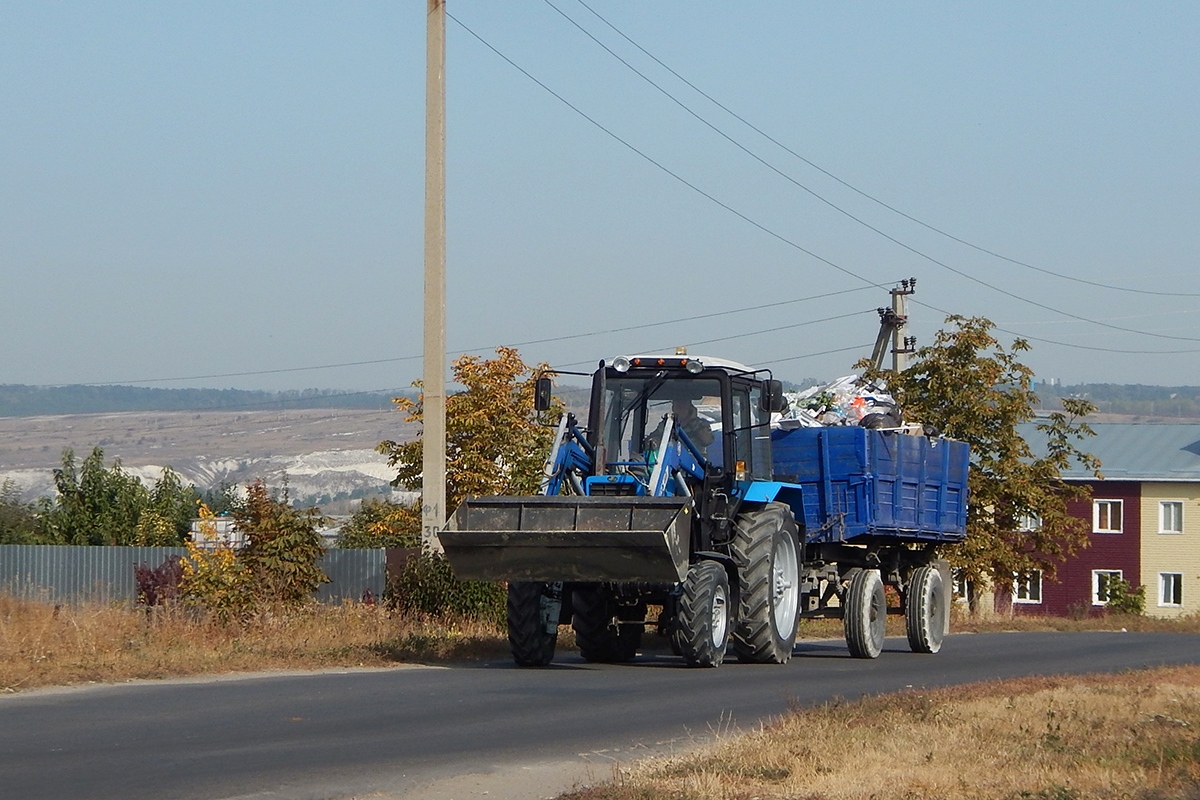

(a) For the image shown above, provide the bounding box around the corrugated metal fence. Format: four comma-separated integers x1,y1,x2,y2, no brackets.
0,545,386,605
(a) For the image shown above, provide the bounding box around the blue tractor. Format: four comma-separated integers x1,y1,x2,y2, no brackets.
441,354,969,667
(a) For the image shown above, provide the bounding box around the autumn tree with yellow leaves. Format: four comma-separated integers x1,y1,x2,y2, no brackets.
376,346,560,534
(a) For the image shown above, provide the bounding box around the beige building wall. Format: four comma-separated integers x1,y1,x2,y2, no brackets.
1140,482,1200,618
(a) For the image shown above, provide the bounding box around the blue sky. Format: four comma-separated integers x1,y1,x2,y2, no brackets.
3,2,1197,392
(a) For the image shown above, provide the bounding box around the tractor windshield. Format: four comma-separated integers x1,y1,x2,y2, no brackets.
599,376,723,472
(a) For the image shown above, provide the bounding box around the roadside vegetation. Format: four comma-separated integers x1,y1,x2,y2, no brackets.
3,595,1196,694
0,595,512,693
562,665,1200,800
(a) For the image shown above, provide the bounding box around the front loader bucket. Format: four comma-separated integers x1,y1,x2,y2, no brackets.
440,495,692,584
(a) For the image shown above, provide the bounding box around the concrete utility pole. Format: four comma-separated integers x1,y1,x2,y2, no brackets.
422,0,447,551
890,278,916,373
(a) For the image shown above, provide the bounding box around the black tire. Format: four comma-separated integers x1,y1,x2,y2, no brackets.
905,565,946,654
671,561,730,668
507,582,558,667
571,589,643,663
844,568,886,659
730,503,801,664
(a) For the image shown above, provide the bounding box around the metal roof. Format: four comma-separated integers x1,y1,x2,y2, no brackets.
1017,421,1200,481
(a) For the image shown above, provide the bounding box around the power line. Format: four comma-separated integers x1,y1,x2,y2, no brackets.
552,341,874,372
565,0,1200,299
910,299,1200,355
457,10,1200,344
88,286,878,387
446,11,887,293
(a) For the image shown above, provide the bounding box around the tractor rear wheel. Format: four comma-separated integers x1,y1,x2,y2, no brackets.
905,565,946,654
730,503,801,663
572,589,643,663
671,561,730,668
507,581,558,667
844,568,886,659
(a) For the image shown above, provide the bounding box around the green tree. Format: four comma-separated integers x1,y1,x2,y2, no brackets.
867,316,1101,590
200,481,240,517
40,447,150,545
143,467,200,544
336,497,421,549
38,447,199,546
235,481,329,605
377,346,561,525
0,479,43,544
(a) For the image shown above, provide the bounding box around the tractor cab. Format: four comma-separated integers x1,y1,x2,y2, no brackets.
587,354,783,490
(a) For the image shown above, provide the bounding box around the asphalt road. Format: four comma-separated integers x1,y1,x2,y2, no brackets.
2,631,1198,800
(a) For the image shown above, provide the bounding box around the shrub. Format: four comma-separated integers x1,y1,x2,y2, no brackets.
235,481,329,605
180,537,256,623
389,548,505,627
337,498,421,549
134,556,183,607
1105,578,1146,616
179,503,256,622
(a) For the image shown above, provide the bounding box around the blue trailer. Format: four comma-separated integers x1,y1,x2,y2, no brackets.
442,355,969,668
770,425,969,544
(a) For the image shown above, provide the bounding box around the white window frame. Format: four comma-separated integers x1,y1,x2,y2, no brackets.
1159,572,1183,607
1012,570,1042,604
951,570,970,605
1017,512,1042,532
1159,501,1184,535
1092,570,1123,605
1092,499,1123,534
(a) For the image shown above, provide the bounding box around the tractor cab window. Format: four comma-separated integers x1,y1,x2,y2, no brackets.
599,376,721,473
731,384,773,481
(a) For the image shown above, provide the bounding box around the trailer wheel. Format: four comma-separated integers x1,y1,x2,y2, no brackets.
905,565,946,654
731,503,801,664
507,582,558,667
572,589,643,663
844,568,886,659
672,561,730,668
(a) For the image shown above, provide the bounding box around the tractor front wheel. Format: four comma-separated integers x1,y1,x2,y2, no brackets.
507,581,558,667
672,561,730,668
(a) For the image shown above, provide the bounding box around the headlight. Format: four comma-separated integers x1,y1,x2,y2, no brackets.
684,359,704,374
612,356,631,373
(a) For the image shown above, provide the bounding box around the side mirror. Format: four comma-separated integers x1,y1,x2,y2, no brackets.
534,377,553,411
760,379,787,413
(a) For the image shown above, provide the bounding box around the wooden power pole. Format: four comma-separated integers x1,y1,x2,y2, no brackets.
422,0,447,551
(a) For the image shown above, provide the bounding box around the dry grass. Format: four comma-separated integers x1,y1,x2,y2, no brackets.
0,595,508,692
795,603,1200,642
566,666,1200,800
3,593,1197,697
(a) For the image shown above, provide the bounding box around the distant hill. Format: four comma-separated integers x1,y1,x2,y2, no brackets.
0,384,414,417
6,380,1198,421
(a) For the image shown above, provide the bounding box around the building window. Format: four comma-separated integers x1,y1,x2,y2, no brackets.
1159,573,1183,607
1017,512,1042,532
1093,500,1123,533
1013,571,1042,604
1093,570,1123,605
952,570,970,604
1159,501,1184,534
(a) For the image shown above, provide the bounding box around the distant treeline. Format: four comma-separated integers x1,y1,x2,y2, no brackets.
5,381,1198,419
1036,383,1200,418
0,384,413,417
